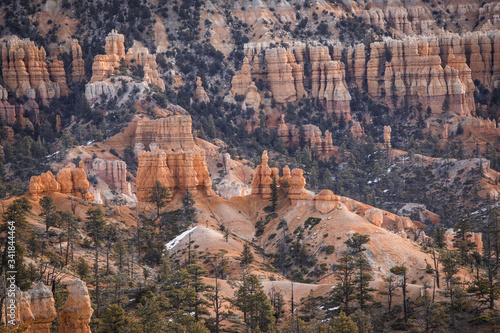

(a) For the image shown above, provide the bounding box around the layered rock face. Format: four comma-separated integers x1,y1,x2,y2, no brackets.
230,44,351,120
1,36,62,99
134,115,196,151
28,162,94,201
91,159,132,197
71,39,85,82
89,30,165,90
58,279,93,333
277,115,334,160
135,146,215,202
26,282,57,333
0,85,16,124
232,30,500,118
6,282,60,333
251,151,342,205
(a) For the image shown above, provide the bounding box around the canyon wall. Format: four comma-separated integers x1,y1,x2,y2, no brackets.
230,30,500,119
1,36,62,99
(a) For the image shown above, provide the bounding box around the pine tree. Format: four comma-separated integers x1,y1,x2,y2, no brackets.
85,206,107,317
331,311,358,333
330,251,356,315
240,243,255,268
439,250,460,328
453,215,476,264
182,189,196,226
39,195,57,232
390,265,408,323
97,304,128,333
149,180,171,219
234,274,275,332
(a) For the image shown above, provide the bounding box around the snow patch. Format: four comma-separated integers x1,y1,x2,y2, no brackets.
165,227,197,251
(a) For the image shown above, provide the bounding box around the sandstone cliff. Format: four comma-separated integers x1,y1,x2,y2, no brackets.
134,115,196,151
1,36,62,99
135,146,215,203
231,44,351,120
193,77,210,104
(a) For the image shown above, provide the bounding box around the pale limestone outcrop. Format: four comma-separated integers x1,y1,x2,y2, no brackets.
126,41,165,90
58,279,93,333
27,282,57,333
216,179,251,200
1,36,61,99
314,189,341,214
134,115,196,151
193,77,210,104
71,39,85,82
242,81,261,111
84,81,116,102
364,208,384,227
91,159,132,196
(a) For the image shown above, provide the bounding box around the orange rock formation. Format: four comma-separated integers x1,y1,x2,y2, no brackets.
1,36,62,98
134,115,196,151
0,85,16,124
277,115,335,160
28,162,94,201
27,282,57,333
135,146,215,203
231,44,351,120
71,39,85,82
90,30,165,90
193,77,210,104
58,279,93,333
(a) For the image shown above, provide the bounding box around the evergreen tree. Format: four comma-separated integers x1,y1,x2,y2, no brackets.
39,195,57,232
433,226,446,249
453,215,476,264
149,180,171,219
97,304,130,333
182,189,196,226
234,274,275,332
439,250,460,328
329,251,356,315
331,311,358,333
240,243,255,268
390,265,408,323
85,206,107,317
